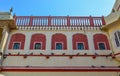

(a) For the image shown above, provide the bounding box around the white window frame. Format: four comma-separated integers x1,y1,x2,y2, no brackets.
97,42,106,50
114,31,120,47
33,42,42,50
12,42,21,50
55,42,63,50
76,42,85,50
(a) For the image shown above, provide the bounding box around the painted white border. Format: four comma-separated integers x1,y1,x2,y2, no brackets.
55,42,63,50
17,26,102,31
12,42,21,50
114,31,120,47
33,42,42,50
97,42,106,50
76,42,85,50
110,30,120,49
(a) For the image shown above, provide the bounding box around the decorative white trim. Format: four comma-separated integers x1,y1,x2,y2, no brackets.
114,31,120,47
17,26,101,31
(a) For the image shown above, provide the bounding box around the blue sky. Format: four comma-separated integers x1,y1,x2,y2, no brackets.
0,0,115,16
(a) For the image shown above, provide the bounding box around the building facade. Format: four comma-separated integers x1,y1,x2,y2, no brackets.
0,0,120,76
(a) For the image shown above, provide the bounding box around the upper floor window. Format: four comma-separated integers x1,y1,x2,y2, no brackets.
72,34,89,50
98,43,106,50
34,43,41,49
77,43,84,50
114,31,120,47
9,33,25,50
30,34,46,50
56,43,62,50
13,43,20,49
52,33,67,50
94,34,110,50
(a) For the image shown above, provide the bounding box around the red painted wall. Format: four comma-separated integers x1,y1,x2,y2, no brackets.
30,34,46,50
9,33,25,49
94,34,110,50
52,33,67,50
72,34,89,50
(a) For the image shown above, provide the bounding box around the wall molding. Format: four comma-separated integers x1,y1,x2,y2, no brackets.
17,26,102,31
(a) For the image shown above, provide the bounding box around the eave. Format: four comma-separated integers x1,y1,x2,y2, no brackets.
102,10,120,31
101,17,120,31
0,19,16,29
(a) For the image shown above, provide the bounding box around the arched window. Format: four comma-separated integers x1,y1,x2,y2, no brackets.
94,34,110,50
52,33,67,50
9,33,25,50
114,31,120,47
72,34,89,50
30,34,46,50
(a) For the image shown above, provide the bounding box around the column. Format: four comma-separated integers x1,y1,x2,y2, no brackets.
0,25,9,52
0,25,9,66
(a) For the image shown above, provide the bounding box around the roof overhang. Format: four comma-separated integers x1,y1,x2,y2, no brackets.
0,19,16,29
101,17,120,31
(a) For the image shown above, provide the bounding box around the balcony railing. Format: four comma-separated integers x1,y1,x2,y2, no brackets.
14,16,105,27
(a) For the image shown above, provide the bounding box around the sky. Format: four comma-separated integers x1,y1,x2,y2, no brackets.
0,0,115,16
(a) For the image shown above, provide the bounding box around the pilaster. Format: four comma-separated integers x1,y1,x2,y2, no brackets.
46,32,52,54
66,32,73,54
86,32,94,50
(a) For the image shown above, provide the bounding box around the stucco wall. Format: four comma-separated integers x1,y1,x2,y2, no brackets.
108,22,120,54
2,29,118,67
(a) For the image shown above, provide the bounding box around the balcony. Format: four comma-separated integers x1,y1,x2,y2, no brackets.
15,16,105,27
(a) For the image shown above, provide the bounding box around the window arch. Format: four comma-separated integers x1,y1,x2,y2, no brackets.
94,34,110,50
9,33,25,49
52,33,67,50
114,31,120,47
72,33,89,50
30,34,46,50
